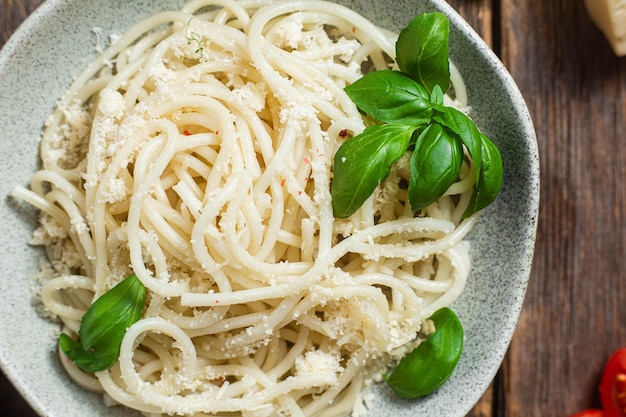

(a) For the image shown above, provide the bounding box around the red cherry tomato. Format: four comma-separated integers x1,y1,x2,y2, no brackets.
568,411,604,417
600,348,626,417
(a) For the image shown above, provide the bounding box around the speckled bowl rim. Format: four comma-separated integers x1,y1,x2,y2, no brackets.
0,1,539,416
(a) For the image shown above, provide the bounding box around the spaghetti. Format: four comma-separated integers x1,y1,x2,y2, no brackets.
13,0,476,415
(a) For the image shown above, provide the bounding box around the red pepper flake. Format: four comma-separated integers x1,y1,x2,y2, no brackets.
303,157,310,165
280,178,286,187
215,299,219,304
215,130,219,135
298,191,303,195
183,130,192,136
304,176,309,182
339,129,348,138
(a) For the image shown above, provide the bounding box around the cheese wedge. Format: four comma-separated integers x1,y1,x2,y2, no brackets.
584,0,626,56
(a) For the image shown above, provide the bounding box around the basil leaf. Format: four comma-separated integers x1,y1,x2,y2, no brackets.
408,123,463,212
385,307,463,398
463,134,503,217
332,124,416,218
59,273,146,373
433,106,482,183
344,70,432,125
430,84,445,106
396,12,450,94
59,333,119,374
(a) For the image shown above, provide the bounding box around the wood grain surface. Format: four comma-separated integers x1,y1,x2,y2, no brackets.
2,1,625,416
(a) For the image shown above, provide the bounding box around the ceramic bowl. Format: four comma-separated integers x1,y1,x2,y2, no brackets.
0,0,539,416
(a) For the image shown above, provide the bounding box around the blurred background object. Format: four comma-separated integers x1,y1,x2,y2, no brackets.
584,0,626,56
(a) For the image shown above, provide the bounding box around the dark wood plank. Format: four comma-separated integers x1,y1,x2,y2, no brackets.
0,372,38,417
447,0,493,49
500,0,626,416
0,0,43,44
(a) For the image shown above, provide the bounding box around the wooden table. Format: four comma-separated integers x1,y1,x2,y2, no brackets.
2,0,625,416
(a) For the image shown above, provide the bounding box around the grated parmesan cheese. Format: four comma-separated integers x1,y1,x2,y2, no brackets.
295,348,344,385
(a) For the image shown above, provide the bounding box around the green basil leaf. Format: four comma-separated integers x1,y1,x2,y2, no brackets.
433,106,482,183
59,273,146,373
344,70,432,125
396,12,450,94
59,333,119,373
408,123,463,212
463,133,503,217
385,307,463,398
332,124,416,218
430,84,445,106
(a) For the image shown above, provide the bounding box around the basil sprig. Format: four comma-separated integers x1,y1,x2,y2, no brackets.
59,273,146,373
331,12,503,218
